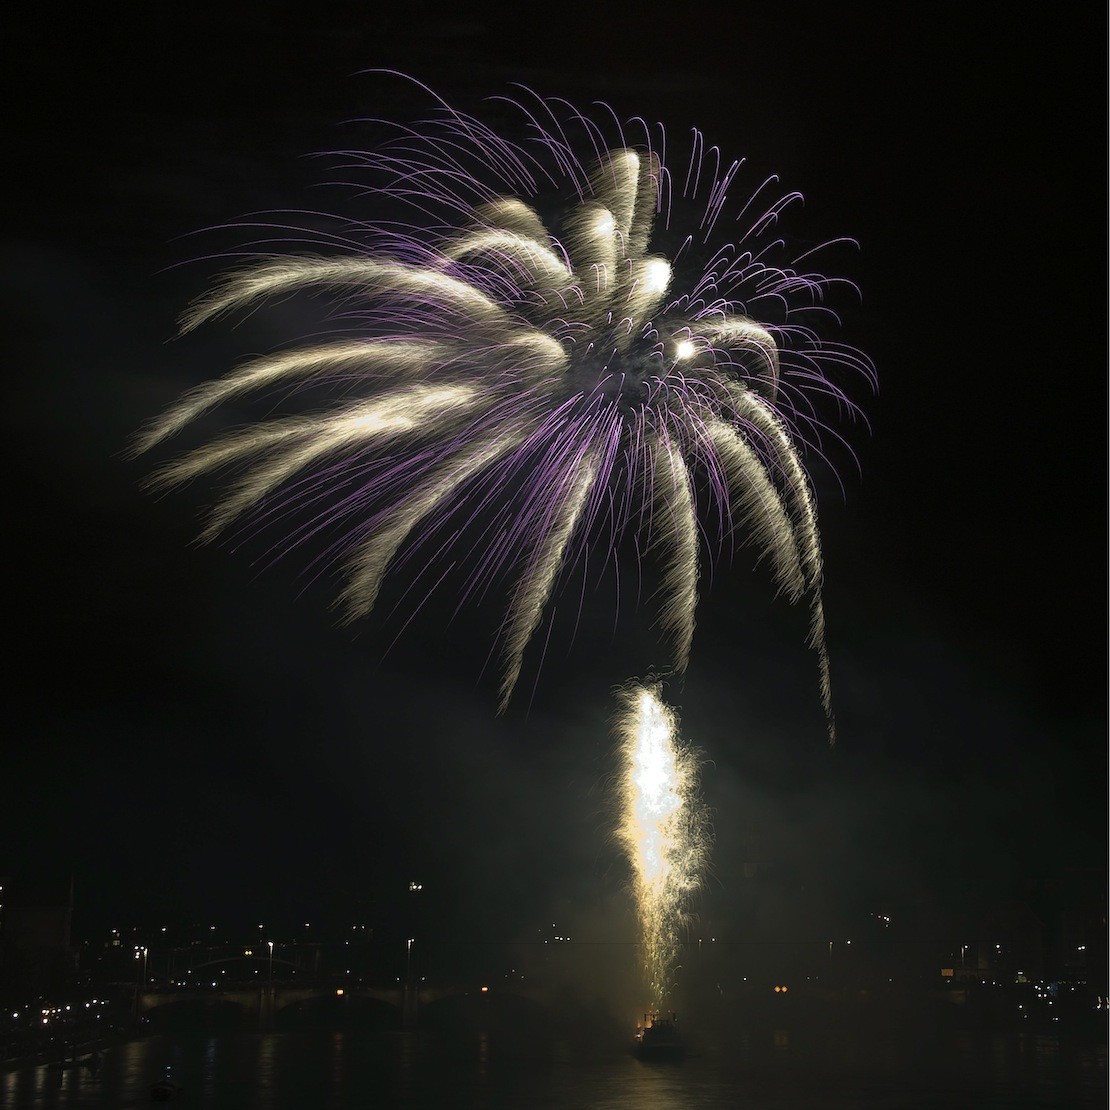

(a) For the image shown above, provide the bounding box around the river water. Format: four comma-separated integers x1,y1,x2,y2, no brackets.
2,1022,1106,1109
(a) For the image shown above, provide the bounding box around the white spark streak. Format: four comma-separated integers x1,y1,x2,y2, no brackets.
338,430,527,622
498,453,599,711
179,257,514,334
650,440,699,674
134,342,448,456
615,683,707,1004
703,419,805,601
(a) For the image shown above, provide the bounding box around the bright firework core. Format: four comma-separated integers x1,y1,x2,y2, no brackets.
615,683,707,1006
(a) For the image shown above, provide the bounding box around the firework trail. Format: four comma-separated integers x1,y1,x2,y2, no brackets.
136,78,871,733
615,682,707,1005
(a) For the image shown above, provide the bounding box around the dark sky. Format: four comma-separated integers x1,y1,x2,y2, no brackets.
3,4,1105,953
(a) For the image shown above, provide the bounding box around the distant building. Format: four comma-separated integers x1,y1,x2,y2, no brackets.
0,875,76,999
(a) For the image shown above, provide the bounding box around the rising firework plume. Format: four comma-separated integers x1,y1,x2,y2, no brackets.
615,682,707,1005
135,77,871,731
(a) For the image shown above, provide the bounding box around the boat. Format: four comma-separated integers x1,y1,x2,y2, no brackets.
150,1066,183,1101
633,1011,684,1060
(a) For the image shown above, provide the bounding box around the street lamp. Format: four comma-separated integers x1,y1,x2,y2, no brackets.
134,946,148,1024
268,941,274,990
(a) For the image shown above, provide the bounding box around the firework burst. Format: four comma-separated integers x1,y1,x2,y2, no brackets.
136,79,871,731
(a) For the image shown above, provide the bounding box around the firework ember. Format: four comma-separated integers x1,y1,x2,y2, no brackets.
615,682,707,1005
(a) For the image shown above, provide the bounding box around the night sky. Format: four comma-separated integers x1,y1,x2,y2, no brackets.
4,4,1105,956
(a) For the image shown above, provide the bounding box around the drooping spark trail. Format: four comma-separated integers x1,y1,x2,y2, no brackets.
136,83,871,733
615,683,707,1005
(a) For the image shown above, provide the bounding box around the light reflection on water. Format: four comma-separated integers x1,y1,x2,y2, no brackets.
328,1031,344,1104
0,1026,1104,1108
254,1032,276,1110
200,1036,218,1102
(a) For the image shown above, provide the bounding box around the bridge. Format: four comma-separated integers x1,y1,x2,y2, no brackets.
138,981,459,1029
133,942,558,1030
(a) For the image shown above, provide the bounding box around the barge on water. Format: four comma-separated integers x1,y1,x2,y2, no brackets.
633,1011,684,1061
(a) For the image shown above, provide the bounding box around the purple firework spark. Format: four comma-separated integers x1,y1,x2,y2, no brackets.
136,79,873,736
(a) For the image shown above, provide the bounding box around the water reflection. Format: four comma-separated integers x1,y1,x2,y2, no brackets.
201,1035,219,1101
772,1027,790,1061
119,1035,147,1104
255,1030,277,1109
477,1030,490,1077
393,1031,421,1103
0,1025,1103,1108
329,1031,344,1101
